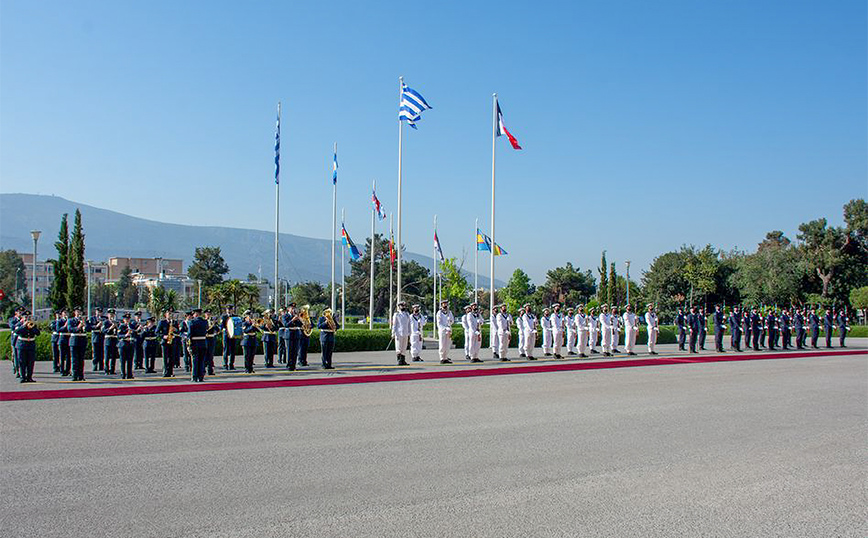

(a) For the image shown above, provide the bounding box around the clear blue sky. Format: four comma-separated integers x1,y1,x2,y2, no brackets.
1,0,865,284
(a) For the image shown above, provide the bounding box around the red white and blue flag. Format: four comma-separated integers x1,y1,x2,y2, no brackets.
372,189,386,220
496,101,522,150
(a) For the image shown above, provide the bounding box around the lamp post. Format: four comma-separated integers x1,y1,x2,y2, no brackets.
86,260,92,318
197,279,202,309
15,267,21,302
625,260,631,308
30,230,41,317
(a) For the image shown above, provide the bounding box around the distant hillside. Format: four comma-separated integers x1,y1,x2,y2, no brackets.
0,193,503,287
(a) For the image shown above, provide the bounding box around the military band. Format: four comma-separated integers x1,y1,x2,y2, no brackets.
5,302,855,383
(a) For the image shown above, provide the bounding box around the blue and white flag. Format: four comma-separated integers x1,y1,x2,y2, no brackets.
399,81,432,129
274,106,280,184
332,150,338,185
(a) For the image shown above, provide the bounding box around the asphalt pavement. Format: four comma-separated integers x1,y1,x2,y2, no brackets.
0,345,865,537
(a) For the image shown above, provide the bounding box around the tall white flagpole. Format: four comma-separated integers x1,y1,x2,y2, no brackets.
388,212,394,327
331,142,337,312
396,76,404,305
433,214,437,337
474,217,478,304
369,179,376,330
274,102,280,311
490,93,497,355
341,208,345,330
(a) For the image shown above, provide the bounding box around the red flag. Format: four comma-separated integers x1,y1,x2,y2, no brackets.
389,234,396,267
496,101,522,150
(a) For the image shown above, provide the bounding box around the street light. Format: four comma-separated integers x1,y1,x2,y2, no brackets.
86,260,92,317
625,260,631,307
30,230,41,317
15,267,21,302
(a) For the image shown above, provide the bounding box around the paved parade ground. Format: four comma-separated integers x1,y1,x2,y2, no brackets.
1,343,866,537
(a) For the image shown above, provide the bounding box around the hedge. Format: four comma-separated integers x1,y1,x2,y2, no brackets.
2,325,863,361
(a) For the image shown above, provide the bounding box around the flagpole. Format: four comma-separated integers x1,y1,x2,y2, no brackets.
341,208,345,331
369,179,376,330
389,212,394,327
274,101,280,311
490,93,497,355
433,214,437,338
396,76,404,305
474,217,478,304
331,142,337,312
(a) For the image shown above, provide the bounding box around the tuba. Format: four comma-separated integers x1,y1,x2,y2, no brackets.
300,306,313,337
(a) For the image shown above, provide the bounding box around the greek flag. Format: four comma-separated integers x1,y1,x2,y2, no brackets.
399,81,432,129
332,150,338,185
274,108,280,184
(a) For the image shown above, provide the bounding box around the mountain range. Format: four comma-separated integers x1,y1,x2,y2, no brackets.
0,193,503,287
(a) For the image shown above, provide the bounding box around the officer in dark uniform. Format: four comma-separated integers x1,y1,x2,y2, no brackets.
713,305,726,352
277,308,287,364
780,309,791,350
282,303,301,371
729,307,742,351
742,310,751,351
698,308,707,351
837,309,848,347
66,307,89,381
766,310,777,350
240,310,258,373
89,307,105,371
187,308,209,382
794,308,805,349
261,309,278,368
203,309,218,375
221,305,237,370
823,309,834,348
142,317,158,372
675,308,686,351
130,311,144,369
50,311,62,372
117,313,136,379
180,311,192,372
156,310,175,377
318,308,337,369
102,309,119,374
13,313,40,383
687,307,699,353
58,309,71,376
750,308,761,351
809,309,820,348
8,307,23,377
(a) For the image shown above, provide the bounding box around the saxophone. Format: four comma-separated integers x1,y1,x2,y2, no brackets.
166,321,176,345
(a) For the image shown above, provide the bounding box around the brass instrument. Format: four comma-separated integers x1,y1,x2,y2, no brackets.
324,310,336,331
166,322,176,344
300,306,313,337
25,320,36,330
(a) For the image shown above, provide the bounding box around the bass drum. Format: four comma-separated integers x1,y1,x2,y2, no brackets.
226,316,243,338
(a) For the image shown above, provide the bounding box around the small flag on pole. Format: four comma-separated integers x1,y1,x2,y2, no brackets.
274,107,280,184
372,190,386,220
493,243,508,256
476,229,491,251
400,81,432,129
332,150,338,185
389,232,396,267
434,231,445,262
341,224,361,261
496,101,522,150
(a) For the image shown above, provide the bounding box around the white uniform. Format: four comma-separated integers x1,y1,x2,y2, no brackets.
461,312,471,358
588,315,599,351
409,313,426,358
541,314,553,355
611,314,621,349
520,313,537,357
467,312,483,359
623,311,639,353
496,312,511,358
392,311,411,357
599,312,613,353
490,316,500,356
645,311,659,353
566,313,577,354
576,312,589,355
436,309,455,361
550,311,564,357
517,313,526,354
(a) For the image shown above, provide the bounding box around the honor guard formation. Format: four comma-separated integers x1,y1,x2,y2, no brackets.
6,303,853,383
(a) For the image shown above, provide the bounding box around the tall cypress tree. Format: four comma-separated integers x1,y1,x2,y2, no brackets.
597,250,608,303
65,209,86,309
608,262,617,306
48,213,69,310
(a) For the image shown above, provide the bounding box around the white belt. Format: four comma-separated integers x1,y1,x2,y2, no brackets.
17,337,36,342
190,336,207,341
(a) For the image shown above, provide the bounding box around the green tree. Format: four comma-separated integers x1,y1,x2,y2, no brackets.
607,262,616,305
65,209,86,309
849,286,868,320
797,218,847,298
439,257,470,312
148,286,178,315
843,198,868,249
501,268,535,313
535,263,596,308
684,244,719,307
48,213,69,310
0,249,27,317
187,246,229,288
597,251,608,303
289,281,330,314
641,250,691,318
732,232,803,306
345,234,392,317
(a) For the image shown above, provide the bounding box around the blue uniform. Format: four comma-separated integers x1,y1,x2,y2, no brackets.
261,316,278,368
130,318,144,369
750,312,761,350
13,321,40,382
187,316,209,382
698,312,707,350
221,314,237,370
823,312,833,348
766,313,777,350
102,318,119,374
50,318,62,372
675,312,686,351
837,312,848,347
318,316,336,369
65,316,89,381
117,321,136,379
794,312,805,349
89,314,105,371
713,310,725,352
8,315,21,376
687,312,699,353
142,324,158,372
281,312,302,370
780,313,791,349
241,319,258,373
156,318,175,377
204,317,218,375
58,315,71,375
729,311,741,351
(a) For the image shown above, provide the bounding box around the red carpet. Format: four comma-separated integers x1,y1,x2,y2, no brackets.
2,349,864,402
